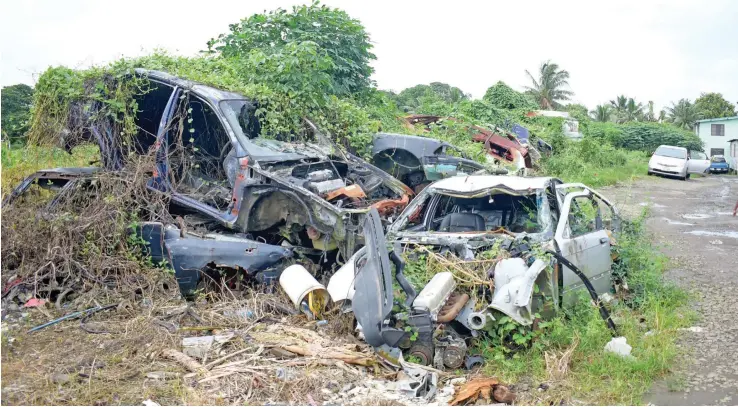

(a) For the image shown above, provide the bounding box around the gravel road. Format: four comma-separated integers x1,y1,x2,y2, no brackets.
601,174,738,406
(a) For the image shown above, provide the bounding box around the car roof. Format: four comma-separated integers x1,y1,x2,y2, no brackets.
135,68,248,104
655,145,687,150
428,175,555,194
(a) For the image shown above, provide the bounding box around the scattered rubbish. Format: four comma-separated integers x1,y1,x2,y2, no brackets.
275,367,297,381
604,336,633,359
644,331,654,337
450,377,515,405
142,399,160,407
28,304,117,333
679,326,705,333
710,239,724,245
685,230,738,239
222,308,255,321
464,355,485,370
23,298,46,308
279,264,329,319
182,332,234,359
490,258,548,325
145,371,180,381
397,366,438,399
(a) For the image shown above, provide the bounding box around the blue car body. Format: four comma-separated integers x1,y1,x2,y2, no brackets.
709,157,730,173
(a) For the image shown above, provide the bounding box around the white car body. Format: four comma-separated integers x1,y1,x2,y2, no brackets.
648,145,710,180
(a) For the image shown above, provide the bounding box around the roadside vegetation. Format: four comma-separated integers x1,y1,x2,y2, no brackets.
0,1,718,405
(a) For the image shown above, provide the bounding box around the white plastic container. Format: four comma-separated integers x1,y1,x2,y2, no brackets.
413,271,456,319
279,264,330,311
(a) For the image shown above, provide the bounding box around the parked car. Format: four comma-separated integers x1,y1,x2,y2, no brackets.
709,155,730,174
371,132,485,192
647,145,709,180
330,175,621,363
3,69,413,294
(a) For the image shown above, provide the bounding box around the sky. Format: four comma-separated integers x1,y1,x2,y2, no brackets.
2,0,737,112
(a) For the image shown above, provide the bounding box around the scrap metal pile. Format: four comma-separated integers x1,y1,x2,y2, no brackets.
2,70,622,405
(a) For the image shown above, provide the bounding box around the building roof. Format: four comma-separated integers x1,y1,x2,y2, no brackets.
695,116,738,124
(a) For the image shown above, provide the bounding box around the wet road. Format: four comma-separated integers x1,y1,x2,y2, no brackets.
601,175,738,405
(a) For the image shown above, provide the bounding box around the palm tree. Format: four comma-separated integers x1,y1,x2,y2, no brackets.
666,99,702,130
643,101,657,122
524,61,574,109
590,104,612,122
609,95,643,123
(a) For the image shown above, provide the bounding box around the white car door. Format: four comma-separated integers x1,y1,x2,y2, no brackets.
554,190,613,306
687,151,710,174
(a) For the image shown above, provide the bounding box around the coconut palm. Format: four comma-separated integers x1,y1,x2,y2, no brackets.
524,61,574,110
609,95,643,123
666,99,702,130
590,104,613,122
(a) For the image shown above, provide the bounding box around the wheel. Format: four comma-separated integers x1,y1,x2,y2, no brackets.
686,173,691,179
647,170,653,176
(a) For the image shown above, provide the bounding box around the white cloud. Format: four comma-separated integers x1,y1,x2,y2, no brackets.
2,0,737,112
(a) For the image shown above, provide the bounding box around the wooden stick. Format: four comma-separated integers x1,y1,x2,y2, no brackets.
161,349,206,374
204,345,262,370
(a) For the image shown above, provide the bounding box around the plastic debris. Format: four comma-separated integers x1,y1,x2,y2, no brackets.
604,336,633,359
397,366,438,399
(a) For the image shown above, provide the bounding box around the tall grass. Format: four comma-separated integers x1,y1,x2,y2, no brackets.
540,136,649,187
477,211,693,404
1,144,99,193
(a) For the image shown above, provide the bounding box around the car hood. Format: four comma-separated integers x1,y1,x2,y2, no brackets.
650,155,686,167
243,138,332,163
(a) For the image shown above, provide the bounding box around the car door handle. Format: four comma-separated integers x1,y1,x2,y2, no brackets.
599,237,609,244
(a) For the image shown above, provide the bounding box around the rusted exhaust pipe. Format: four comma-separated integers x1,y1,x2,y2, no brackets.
436,293,470,323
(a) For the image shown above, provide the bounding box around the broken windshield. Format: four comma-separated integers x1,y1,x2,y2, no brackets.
395,189,553,236
219,100,261,140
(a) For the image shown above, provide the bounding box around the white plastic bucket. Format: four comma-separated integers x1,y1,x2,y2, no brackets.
279,264,329,311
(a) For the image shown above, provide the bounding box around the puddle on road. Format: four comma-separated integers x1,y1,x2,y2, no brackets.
684,230,738,239
682,214,712,219
661,218,695,226
639,202,667,208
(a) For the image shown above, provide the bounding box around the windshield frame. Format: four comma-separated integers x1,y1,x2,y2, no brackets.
654,146,687,159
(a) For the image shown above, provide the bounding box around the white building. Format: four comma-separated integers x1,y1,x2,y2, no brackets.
694,116,738,170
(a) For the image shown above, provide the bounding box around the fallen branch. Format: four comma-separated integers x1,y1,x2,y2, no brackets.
279,344,376,367
161,349,206,374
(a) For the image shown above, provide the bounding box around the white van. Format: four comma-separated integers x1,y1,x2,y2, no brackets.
647,145,710,180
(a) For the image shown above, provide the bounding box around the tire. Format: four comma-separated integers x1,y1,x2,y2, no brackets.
647,170,653,176
686,173,691,179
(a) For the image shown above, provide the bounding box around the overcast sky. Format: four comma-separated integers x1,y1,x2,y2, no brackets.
2,0,737,111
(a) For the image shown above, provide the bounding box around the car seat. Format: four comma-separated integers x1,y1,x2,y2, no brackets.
438,213,486,232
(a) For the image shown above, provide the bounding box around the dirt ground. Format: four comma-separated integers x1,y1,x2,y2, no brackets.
600,174,738,405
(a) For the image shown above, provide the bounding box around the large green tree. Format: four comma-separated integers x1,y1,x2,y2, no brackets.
207,2,375,95
694,92,736,119
590,104,613,122
524,61,574,109
483,81,536,110
1,83,34,145
666,99,702,130
393,82,469,112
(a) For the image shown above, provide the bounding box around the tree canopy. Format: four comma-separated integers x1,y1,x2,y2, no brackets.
524,61,574,109
694,92,736,119
483,81,537,110
1,83,34,145
207,2,375,96
666,99,702,130
391,82,469,112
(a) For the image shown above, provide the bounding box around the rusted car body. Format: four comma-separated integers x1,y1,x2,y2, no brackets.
403,114,537,170
4,70,412,294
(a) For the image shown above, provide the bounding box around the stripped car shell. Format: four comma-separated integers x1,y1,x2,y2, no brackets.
332,175,622,353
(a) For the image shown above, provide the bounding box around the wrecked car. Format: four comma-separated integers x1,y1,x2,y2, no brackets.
403,114,543,172
370,132,485,192
329,175,621,367
3,69,412,295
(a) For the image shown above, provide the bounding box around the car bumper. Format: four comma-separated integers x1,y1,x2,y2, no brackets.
649,166,683,176
710,168,729,173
